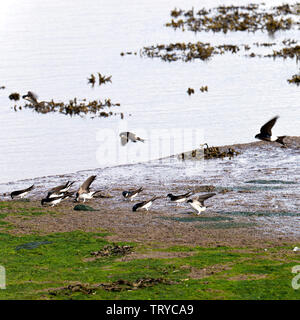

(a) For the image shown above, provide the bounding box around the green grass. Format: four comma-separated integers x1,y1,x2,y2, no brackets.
0,202,299,300
0,230,299,300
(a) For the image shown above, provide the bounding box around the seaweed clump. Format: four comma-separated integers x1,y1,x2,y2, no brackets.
179,144,240,161
88,73,112,87
9,93,20,101
165,4,297,34
203,145,240,159
18,97,121,118
91,244,133,257
287,73,300,85
141,41,240,62
266,45,300,61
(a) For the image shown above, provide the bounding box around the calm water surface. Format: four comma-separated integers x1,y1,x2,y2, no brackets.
0,0,299,183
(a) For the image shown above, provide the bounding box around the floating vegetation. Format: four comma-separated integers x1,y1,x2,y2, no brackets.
91,244,133,257
141,42,241,62
253,42,276,47
87,74,96,86
287,73,300,85
187,87,194,95
15,241,53,251
120,51,138,56
88,73,112,87
200,86,208,92
165,4,298,34
97,73,112,85
8,93,20,101
17,97,121,118
282,38,298,46
266,45,300,60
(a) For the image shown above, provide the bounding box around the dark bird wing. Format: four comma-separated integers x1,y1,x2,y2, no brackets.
196,193,216,205
184,191,193,198
11,184,34,197
260,116,278,136
79,175,96,192
132,201,144,212
131,187,143,196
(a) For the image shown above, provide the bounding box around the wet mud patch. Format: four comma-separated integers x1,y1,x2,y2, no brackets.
195,222,256,230
156,216,233,223
187,263,233,279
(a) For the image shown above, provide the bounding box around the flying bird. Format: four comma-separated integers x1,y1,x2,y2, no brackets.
132,196,160,212
122,187,143,201
187,193,216,215
119,132,145,146
255,116,286,146
22,91,39,104
75,175,101,202
11,185,35,199
46,181,75,198
41,192,72,207
167,191,193,205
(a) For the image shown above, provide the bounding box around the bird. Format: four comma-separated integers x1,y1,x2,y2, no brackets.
11,185,35,199
46,181,75,198
22,91,50,108
187,193,216,215
41,192,72,207
255,116,286,146
22,91,39,104
119,132,145,146
122,187,143,201
132,196,160,212
167,191,193,205
75,175,102,202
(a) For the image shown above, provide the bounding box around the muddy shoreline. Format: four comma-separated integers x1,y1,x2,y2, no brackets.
1,136,299,248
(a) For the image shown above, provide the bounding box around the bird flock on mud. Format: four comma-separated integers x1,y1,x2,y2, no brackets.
8,110,287,215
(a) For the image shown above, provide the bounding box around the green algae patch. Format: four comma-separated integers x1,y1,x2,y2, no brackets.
74,204,98,211
245,180,297,185
15,241,53,251
219,211,300,217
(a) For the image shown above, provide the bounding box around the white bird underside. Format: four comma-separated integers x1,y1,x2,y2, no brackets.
142,201,152,211
18,192,29,198
78,191,96,202
188,201,206,215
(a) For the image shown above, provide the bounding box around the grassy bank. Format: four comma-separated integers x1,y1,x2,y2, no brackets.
0,201,299,300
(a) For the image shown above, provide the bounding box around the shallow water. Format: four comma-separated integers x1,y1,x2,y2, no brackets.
0,0,299,182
